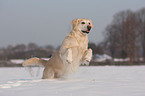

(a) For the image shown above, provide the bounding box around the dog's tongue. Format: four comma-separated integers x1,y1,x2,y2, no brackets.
81,30,90,35
83,33,88,35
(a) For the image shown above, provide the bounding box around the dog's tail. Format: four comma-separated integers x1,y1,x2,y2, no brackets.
23,57,48,67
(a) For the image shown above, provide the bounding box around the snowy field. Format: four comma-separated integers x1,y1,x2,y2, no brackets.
0,66,145,96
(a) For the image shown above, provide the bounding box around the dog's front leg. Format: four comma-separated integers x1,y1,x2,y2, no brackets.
60,48,72,64
65,48,72,64
82,48,92,65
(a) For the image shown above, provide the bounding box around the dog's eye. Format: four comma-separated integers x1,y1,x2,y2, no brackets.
89,22,90,25
81,22,85,24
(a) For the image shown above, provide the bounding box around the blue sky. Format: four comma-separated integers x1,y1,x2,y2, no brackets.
0,0,145,47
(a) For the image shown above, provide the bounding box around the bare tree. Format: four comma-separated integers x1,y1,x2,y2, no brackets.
88,43,104,55
13,44,26,52
27,43,38,50
136,8,145,62
104,10,138,64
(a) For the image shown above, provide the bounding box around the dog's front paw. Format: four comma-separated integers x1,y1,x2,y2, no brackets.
82,60,90,66
82,48,92,66
84,48,92,61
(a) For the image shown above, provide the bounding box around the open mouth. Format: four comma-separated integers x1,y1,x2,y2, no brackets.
81,30,90,34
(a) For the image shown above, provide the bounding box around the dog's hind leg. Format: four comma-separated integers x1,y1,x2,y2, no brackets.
42,67,54,79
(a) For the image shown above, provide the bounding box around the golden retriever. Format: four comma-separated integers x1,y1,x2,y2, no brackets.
23,18,93,79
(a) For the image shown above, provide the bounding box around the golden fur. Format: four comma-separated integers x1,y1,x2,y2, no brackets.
23,18,93,79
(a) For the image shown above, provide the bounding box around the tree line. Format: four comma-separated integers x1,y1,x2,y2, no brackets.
0,42,102,60
102,8,145,64
0,43,55,60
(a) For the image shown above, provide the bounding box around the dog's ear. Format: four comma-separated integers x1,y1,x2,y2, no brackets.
71,19,80,30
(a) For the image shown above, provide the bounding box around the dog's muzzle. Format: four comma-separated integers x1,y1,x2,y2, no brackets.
82,26,92,34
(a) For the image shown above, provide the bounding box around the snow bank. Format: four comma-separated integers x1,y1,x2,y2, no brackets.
113,58,130,62
94,54,112,62
10,59,24,64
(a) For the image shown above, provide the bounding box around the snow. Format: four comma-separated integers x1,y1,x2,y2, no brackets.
40,58,50,61
94,54,112,62
10,59,24,64
0,66,145,96
113,58,130,62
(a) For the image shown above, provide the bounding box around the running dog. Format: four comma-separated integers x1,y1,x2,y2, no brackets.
23,18,93,79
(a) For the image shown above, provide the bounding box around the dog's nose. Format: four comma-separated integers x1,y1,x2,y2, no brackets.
87,26,91,31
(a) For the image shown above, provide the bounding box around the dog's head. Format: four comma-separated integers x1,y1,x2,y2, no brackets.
71,18,93,35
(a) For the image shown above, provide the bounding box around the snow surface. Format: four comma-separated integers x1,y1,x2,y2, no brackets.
0,66,145,96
